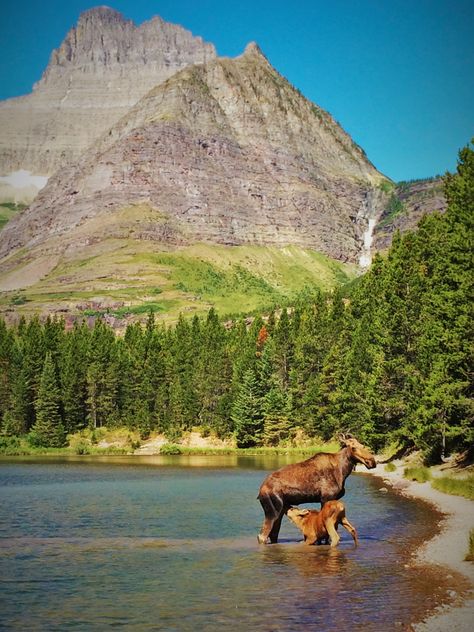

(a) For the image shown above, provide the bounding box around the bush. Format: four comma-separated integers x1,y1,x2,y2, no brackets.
160,443,182,455
384,462,397,472
74,440,91,455
404,466,431,483
0,435,23,455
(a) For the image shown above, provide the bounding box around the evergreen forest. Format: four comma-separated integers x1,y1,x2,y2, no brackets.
0,143,472,460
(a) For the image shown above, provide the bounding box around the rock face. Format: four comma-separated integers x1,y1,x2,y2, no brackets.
0,42,387,266
0,6,216,180
373,178,447,251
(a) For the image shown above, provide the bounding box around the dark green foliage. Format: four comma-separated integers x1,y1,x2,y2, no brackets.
231,368,263,447
378,192,406,227
1,142,471,458
29,352,66,447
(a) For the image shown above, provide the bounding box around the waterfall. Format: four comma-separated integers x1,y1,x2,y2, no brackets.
359,218,377,268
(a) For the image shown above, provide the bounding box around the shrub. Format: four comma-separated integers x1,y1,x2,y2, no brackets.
404,466,431,483
384,462,397,472
74,441,91,455
160,443,182,455
0,435,23,455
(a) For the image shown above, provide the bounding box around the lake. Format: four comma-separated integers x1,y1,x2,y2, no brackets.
0,455,454,631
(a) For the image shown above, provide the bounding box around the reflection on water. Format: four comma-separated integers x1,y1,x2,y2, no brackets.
0,455,463,631
0,453,299,470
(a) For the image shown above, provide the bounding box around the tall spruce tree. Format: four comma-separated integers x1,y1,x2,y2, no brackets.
231,368,263,447
30,352,66,447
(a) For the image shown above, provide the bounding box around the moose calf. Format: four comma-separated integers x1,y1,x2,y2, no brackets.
286,500,358,547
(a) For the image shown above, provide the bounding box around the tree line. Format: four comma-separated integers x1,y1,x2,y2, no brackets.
0,143,472,459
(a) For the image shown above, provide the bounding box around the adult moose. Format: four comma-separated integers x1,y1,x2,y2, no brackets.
257,435,376,543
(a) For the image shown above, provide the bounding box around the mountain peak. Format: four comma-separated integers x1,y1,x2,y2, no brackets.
79,4,125,21
0,8,216,179
77,6,130,25
241,41,268,61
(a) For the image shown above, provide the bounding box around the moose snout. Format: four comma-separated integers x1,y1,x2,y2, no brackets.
367,456,377,469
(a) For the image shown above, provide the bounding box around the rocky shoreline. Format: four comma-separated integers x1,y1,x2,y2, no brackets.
368,462,474,631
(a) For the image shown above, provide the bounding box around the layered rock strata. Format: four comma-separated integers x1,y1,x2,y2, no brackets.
0,43,386,266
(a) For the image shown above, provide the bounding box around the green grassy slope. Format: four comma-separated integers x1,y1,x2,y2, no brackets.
0,240,356,323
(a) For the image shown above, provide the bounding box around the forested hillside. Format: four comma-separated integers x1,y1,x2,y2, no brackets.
0,143,472,459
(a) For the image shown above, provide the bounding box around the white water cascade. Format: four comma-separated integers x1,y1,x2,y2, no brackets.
358,218,377,268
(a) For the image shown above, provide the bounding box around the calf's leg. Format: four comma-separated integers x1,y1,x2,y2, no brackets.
341,517,358,546
324,519,340,547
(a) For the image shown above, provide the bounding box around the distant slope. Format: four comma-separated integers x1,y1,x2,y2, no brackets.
0,240,356,325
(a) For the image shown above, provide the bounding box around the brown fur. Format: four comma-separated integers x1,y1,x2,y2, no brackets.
257,436,376,544
286,501,358,547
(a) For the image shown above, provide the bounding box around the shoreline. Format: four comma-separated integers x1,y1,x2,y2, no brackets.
368,462,474,631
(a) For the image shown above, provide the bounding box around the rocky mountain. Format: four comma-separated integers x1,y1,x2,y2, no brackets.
0,7,448,325
0,41,387,274
0,6,215,198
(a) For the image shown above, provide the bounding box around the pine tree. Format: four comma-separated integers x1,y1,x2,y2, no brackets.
60,323,89,434
262,381,291,446
86,320,119,428
231,368,263,447
30,352,66,447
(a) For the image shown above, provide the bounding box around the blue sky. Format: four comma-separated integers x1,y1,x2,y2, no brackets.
0,0,472,181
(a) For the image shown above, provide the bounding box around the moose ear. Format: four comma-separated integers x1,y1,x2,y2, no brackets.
338,430,354,446
338,433,348,446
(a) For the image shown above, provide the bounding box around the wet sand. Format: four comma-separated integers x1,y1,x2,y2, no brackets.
368,463,474,631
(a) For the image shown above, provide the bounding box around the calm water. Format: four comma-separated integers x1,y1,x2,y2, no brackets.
0,456,453,631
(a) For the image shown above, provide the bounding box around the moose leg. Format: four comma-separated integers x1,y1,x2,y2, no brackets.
257,493,284,544
341,517,358,546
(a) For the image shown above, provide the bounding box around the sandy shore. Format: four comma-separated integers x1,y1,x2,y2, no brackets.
369,462,474,631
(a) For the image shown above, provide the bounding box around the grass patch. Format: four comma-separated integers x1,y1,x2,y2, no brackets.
83,302,165,318
170,442,340,457
466,529,474,562
384,462,397,472
431,475,474,501
378,193,407,228
404,466,432,483
1,240,355,323
0,202,26,231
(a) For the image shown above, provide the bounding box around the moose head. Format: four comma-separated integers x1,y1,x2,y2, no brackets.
339,433,377,469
